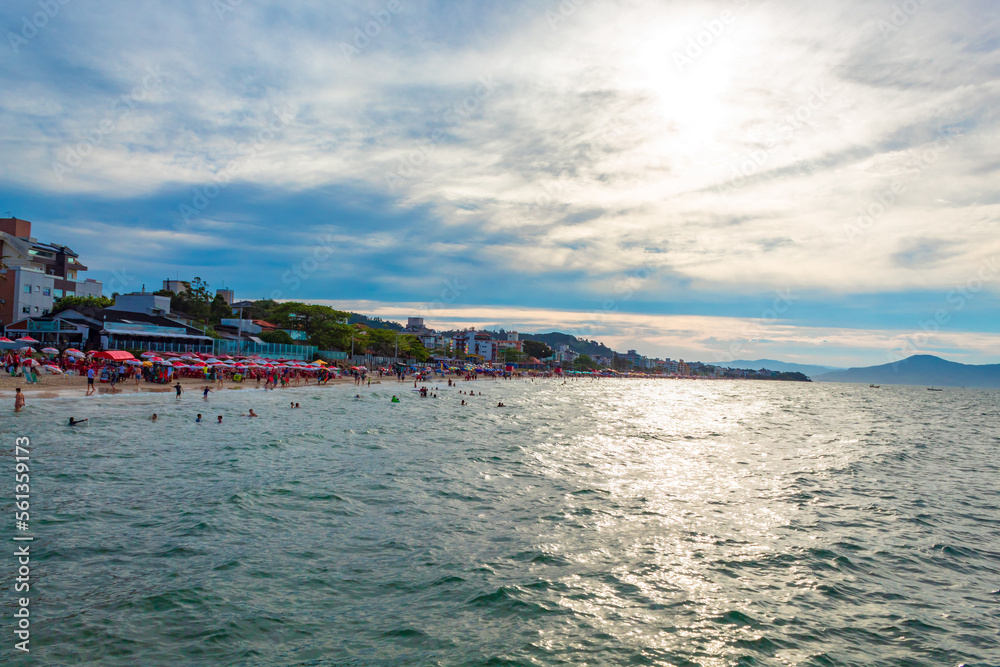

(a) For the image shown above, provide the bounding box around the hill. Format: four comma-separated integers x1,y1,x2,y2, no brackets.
520,332,618,358
712,359,842,378
815,355,1000,388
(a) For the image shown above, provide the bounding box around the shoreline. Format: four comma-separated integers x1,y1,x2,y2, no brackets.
0,373,367,401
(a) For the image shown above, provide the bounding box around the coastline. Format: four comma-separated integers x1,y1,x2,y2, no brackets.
0,372,364,400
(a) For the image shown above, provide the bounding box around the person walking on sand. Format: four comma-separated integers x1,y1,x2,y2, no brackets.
14,387,25,412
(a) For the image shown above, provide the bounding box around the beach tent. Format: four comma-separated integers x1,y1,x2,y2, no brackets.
92,350,137,361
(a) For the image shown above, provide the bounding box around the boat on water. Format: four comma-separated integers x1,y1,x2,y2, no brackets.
928,387,943,391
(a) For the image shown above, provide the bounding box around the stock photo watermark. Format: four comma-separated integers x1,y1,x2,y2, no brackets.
179,108,293,223
877,0,925,40
270,234,339,301
844,131,957,244
7,0,70,53
51,66,164,182
714,84,831,201
715,289,798,364
887,256,998,364
340,0,403,61
383,76,497,192
574,264,657,339
673,0,752,74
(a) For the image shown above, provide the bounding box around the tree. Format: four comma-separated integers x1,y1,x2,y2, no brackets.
501,347,525,363
210,294,232,324
522,340,552,360
573,354,595,371
53,295,115,310
259,330,294,345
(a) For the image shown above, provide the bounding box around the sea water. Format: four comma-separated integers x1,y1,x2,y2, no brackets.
3,379,999,666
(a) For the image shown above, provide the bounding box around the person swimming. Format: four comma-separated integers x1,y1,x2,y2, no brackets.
391,396,400,403
196,414,202,422
68,417,88,426
150,414,158,421
217,415,223,423
245,409,258,417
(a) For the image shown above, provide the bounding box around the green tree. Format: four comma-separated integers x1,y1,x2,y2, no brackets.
573,354,595,370
210,294,232,324
522,340,552,360
53,295,115,310
501,347,525,363
259,330,294,345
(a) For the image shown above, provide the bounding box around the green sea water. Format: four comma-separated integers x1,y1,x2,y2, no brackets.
3,379,999,665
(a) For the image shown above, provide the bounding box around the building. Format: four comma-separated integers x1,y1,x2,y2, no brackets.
217,318,308,341
4,305,213,352
403,317,430,333
162,279,188,294
108,292,171,317
215,288,234,305
0,217,103,326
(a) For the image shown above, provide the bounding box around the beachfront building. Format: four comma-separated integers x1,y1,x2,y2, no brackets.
5,304,213,352
0,217,103,326
109,292,171,317
217,318,308,341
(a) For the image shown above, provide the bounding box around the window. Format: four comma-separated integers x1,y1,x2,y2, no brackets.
22,306,30,314
42,309,49,315
35,285,41,292
34,306,39,313
42,288,51,296
53,289,63,298
23,285,31,293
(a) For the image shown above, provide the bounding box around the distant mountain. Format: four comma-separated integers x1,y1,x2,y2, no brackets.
815,355,1000,388
713,359,843,378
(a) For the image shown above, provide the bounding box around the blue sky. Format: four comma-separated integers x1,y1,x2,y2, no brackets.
2,0,999,366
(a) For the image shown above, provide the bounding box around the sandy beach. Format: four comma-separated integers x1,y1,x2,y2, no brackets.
0,372,363,400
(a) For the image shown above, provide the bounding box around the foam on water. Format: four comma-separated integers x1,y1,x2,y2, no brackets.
3,379,999,665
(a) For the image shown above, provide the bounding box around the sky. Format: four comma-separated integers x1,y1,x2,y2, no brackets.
2,0,999,367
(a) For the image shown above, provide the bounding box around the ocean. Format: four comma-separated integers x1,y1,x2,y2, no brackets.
4,378,999,666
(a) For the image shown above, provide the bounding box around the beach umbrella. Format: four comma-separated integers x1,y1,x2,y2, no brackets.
41,365,64,374
40,347,59,355
140,351,158,358
0,337,12,342
125,359,142,366
142,360,153,366
148,356,164,363
187,360,207,367
16,336,39,343
22,358,40,367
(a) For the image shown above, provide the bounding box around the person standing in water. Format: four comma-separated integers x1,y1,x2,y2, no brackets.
174,382,183,398
14,387,25,412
